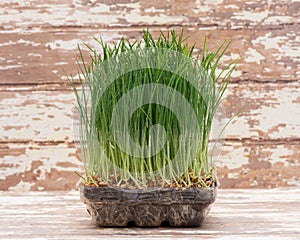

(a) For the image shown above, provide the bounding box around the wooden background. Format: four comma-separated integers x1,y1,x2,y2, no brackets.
0,0,299,191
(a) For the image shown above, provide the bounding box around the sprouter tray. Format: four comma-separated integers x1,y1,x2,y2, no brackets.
80,183,217,227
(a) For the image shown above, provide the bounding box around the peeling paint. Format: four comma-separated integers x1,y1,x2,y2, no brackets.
245,48,266,63
263,16,294,25
0,0,299,190
0,0,298,29
252,33,288,50
0,143,81,190
232,11,270,22
8,180,35,191
46,39,80,50
224,83,300,139
0,92,75,142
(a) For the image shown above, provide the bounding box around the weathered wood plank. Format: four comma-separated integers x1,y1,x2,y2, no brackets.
0,0,298,29
0,189,299,239
0,91,75,143
218,141,300,188
223,82,300,140
1,81,299,189
0,141,299,190
0,26,299,86
1,83,299,142
0,143,81,191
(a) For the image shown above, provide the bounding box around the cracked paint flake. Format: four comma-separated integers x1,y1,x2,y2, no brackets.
0,92,75,142
224,83,300,139
0,0,298,29
0,143,81,191
46,39,81,50
232,11,270,22
245,48,266,63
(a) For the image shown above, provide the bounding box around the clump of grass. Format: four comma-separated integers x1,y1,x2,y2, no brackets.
70,29,236,189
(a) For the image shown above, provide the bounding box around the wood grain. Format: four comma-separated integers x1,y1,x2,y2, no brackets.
0,143,81,191
0,189,299,239
0,0,299,190
0,0,299,29
0,27,299,86
1,83,299,142
1,141,299,190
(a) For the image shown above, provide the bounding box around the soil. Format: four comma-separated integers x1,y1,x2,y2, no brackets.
80,182,217,227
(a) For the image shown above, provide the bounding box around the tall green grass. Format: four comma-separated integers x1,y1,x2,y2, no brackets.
70,29,236,188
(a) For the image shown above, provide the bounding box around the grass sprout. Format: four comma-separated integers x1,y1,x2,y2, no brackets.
69,29,236,189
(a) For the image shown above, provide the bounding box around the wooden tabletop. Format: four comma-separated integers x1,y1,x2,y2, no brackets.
1,188,299,240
